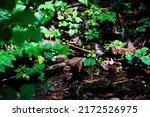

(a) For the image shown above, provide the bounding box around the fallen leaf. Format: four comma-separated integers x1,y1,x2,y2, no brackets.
64,57,83,72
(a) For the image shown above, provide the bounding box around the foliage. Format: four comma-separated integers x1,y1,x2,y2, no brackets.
0,0,150,100
84,28,100,41
105,40,126,50
0,84,36,100
78,0,88,6
123,47,150,65
84,58,96,66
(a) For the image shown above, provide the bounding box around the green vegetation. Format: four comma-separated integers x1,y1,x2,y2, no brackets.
0,0,149,100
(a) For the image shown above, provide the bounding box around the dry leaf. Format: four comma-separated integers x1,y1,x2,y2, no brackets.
111,45,135,54
64,57,83,72
94,43,104,55
70,36,83,46
127,38,135,48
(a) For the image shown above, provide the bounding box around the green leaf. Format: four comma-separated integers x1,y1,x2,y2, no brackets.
59,21,68,27
44,43,53,50
53,44,63,51
8,10,38,25
12,28,27,45
40,26,51,37
84,58,96,66
57,15,64,20
0,65,5,73
69,29,76,37
12,28,42,45
19,84,35,100
2,59,13,68
12,4,26,14
44,52,53,60
78,0,88,6
26,28,42,42
141,56,150,65
8,54,16,61
125,52,133,61
135,47,148,58
0,0,16,11
38,56,45,64
52,29,61,37
34,11,45,22
0,86,17,99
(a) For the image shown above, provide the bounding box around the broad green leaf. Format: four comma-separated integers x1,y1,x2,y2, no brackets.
38,56,45,64
19,84,35,100
12,4,26,14
141,56,150,65
69,29,76,37
26,29,42,42
53,44,63,51
12,28,42,45
44,43,52,50
0,64,5,73
2,59,13,68
125,52,133,61
0,0,16,11
8,54,16,61
44,52,53,60
34,11,45,22
1,86,17,99
8,10,38,25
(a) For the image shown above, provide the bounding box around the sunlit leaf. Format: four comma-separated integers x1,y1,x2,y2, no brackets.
38,56,45,64
141,56,150,65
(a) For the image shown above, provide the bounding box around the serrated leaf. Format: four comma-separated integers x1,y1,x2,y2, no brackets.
141,56,150,65
34,11,45,22
53,44,63,51
19,84,35,100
